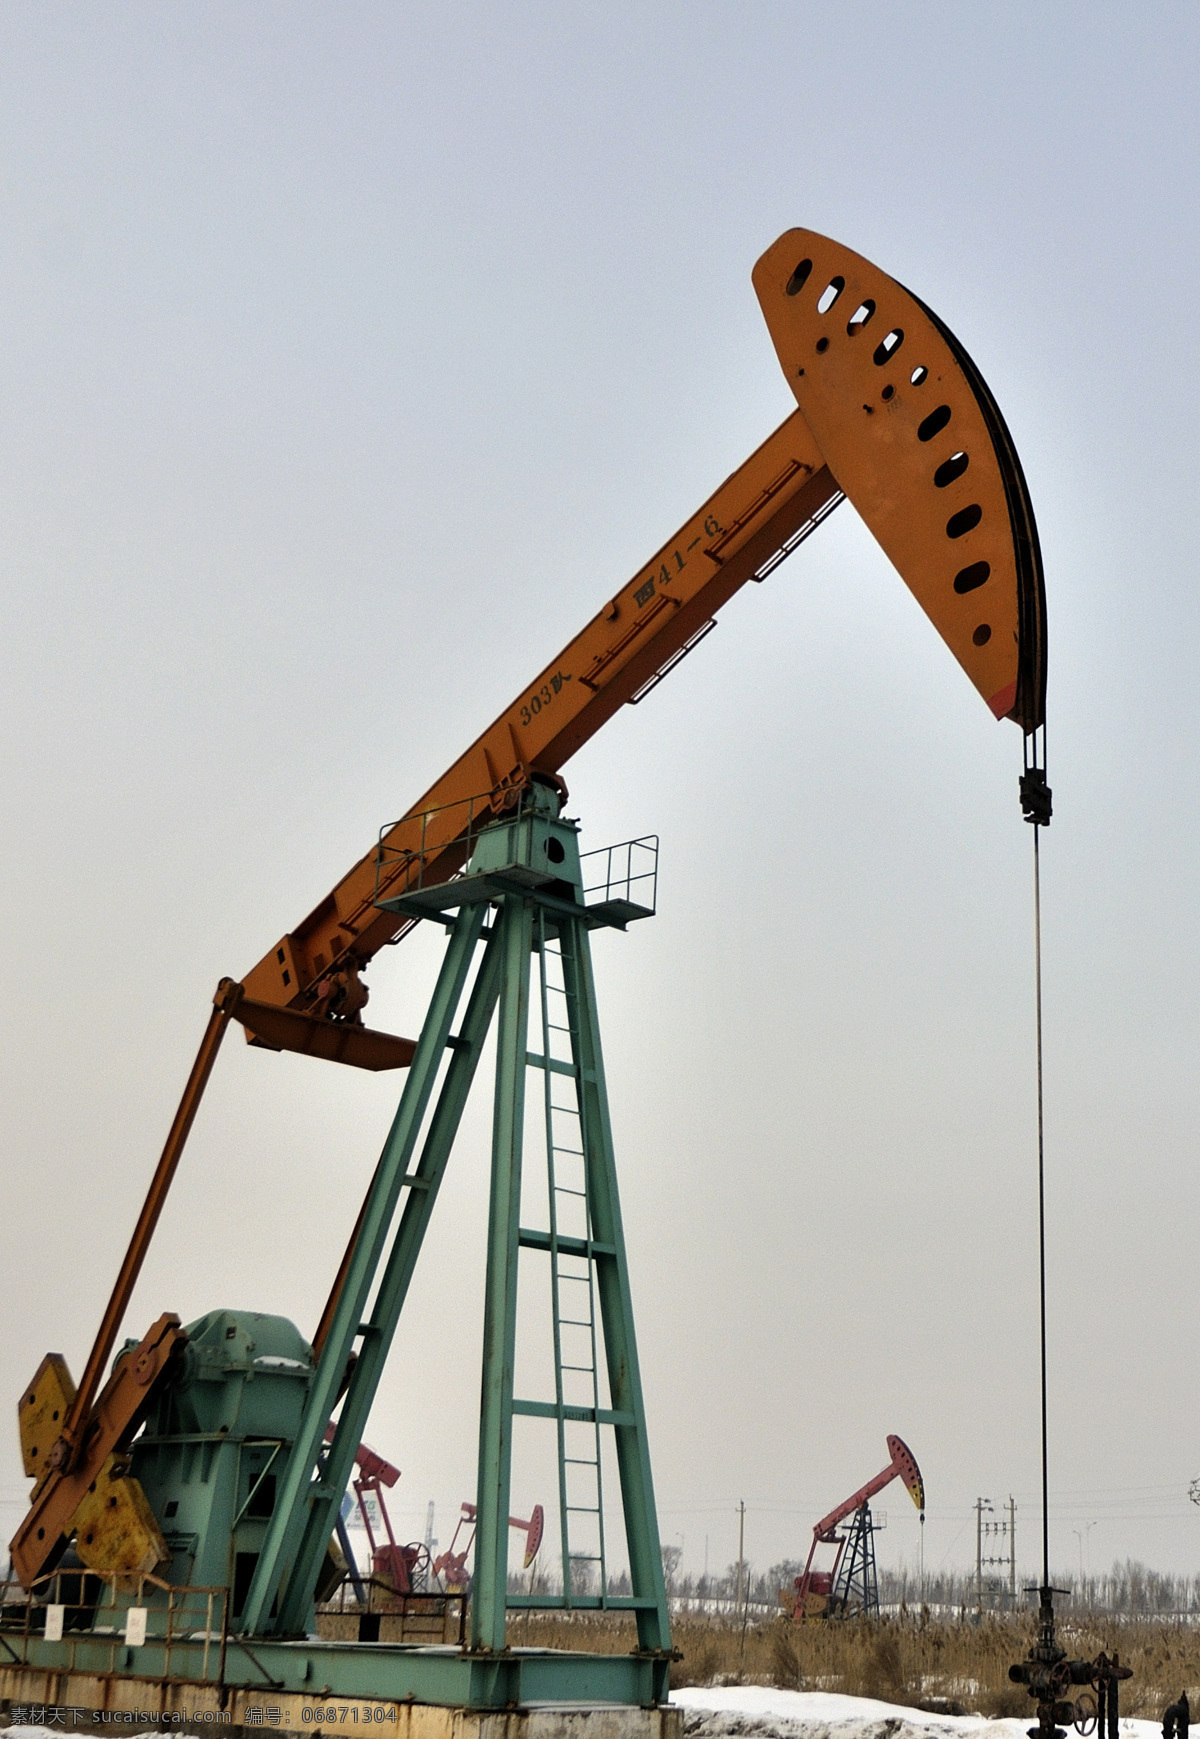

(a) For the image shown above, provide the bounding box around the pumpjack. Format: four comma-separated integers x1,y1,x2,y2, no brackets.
329,1430,430,1599
432,1502,544,1594
5,227,1048,1716
791,1434,924,1621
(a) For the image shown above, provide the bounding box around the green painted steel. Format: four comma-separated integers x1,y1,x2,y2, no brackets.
273,906,504,1635
455,782,669,1653
7,1631,671,1707
559,921,671,1651
237,777,669,1676
241,902,489,1636
471,892,534,1651
127,1310,314,1613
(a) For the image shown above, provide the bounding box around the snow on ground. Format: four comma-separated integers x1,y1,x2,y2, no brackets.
669,1686,1161,1739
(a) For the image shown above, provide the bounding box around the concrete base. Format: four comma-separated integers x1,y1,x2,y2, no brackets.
0,1658,681,1737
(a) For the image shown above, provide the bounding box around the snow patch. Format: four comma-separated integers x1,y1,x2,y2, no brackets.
669,1686,1159,1739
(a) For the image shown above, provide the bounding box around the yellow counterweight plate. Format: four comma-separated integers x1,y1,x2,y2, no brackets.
18,1353,76,1489
72,1453,170,1578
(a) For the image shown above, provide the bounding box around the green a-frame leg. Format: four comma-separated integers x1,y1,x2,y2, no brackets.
240,780,670,1668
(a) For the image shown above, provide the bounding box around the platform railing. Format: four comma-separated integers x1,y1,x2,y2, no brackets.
580,835,659,914
315,1577,467,1645
0,1572,229,1682
372,788,659,920
372,789,503,908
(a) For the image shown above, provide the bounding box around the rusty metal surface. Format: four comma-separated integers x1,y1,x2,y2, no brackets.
0,1569,228,1690
9,1315,185,1587
233,995,416,1071
52,987,237,1477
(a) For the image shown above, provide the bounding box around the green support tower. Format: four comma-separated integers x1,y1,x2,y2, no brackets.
233,777,671,1693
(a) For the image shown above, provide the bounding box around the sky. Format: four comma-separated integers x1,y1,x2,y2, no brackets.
2,2,1199,1602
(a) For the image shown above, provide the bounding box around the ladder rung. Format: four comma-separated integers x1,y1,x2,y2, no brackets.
566,1506,601,1515
518,1229,614,1257
511,1399,634,1425
561,1363,596,1373
508,1595,660,1610
525,1050,577,1078
555,1184,586,1197
558,1317,593,1328
565,1458,599,1468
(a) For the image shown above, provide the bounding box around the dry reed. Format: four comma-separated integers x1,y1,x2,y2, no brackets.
513,1609,1200,1719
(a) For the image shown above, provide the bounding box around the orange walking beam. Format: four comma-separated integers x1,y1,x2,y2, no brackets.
50,982,241,1476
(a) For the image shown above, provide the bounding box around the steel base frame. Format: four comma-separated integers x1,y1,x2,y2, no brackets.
0,1633,672,1709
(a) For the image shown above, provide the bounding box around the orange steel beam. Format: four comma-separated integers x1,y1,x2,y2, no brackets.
312,1156,381,1360
51,984,240,1475
240,413,840,1019
236,233,1046,1027
11,1314,186,1587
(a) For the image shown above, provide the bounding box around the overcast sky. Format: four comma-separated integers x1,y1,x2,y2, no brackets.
2,3,1199,1599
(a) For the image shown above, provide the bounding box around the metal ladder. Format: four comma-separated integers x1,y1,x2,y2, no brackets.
533,908,608,1604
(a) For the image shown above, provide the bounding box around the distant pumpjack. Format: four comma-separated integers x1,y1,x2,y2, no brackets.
434,1501,544,1594
791,1434,924,1621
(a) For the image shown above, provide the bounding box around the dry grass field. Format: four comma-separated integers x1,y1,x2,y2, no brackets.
514,1609,1200,1718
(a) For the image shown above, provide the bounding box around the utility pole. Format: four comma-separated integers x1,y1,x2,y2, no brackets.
1072,1520,1095,1597
975,1497,993,1614
975,1496,1016,1613
735,1501,745,1618
737,1501,750,1661
1008,1497,1017,1610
